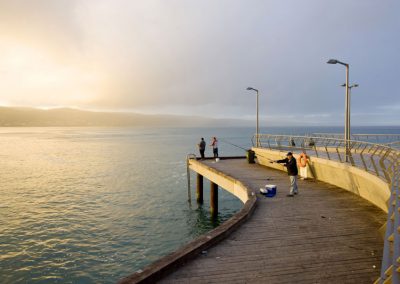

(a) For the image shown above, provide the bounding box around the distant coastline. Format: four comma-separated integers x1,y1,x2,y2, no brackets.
1,107,398,128
0,107,251,127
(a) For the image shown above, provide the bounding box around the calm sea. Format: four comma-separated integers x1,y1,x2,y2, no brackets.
1,126,399,283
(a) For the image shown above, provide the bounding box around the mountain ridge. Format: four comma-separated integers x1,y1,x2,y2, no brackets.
0,107,250,127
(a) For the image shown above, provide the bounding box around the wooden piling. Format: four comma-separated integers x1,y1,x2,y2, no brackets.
210,181,218,217
196,174,204,204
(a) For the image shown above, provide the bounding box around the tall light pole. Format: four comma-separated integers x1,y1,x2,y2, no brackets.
341,83,358,138
246,87,260,147
327,59,350,162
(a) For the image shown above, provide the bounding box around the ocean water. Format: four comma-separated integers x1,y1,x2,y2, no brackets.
1,126,399,283
0,127,252,284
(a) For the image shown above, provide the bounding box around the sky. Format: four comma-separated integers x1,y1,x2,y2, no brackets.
0,0,399,126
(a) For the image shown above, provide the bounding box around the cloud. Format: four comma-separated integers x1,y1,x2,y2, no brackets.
0,0,83,53
0,0,399,125
378,104,400,111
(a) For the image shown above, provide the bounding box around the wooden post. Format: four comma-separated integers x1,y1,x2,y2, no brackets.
210,182,218,217
196,174,204,204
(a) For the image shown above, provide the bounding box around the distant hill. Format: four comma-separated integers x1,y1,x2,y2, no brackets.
0,107,250,127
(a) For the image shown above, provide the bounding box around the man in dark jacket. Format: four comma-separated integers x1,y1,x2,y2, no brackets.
198,138,206,159
272,152,299,197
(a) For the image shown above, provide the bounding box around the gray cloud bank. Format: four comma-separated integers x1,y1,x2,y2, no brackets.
0,0,399,126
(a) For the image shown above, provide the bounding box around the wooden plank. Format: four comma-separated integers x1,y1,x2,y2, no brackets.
159,159,386,283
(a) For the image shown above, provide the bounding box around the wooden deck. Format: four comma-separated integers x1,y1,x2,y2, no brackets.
160,159,386,284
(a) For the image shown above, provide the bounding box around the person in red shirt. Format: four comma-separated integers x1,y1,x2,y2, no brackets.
210,137,218,158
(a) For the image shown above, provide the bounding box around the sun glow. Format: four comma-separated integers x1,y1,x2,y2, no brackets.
0,40,102,107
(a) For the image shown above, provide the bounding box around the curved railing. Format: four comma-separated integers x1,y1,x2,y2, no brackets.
387,141,400,150
253,134,397,182
253,134,400,284
313,133,400,143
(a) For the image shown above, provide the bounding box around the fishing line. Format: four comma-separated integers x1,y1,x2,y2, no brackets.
220,138,306,164
219,139,250,151
220,138,275,161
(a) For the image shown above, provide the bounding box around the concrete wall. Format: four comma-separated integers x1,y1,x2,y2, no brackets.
189,159,251,203
254,147,390,213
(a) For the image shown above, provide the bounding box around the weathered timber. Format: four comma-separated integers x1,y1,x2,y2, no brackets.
210,182,218,217
196,174,203,204
159,159,386,284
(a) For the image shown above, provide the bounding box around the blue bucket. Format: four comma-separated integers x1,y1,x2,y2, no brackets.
265,185,277,197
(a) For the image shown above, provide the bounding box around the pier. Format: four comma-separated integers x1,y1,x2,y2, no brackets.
161,159,386,283
119,135,400,284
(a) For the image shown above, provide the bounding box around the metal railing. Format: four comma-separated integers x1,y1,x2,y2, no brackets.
186,154,196,203
253,134,397,182
313,133,400,145
253,134,400,283
387,141,400,150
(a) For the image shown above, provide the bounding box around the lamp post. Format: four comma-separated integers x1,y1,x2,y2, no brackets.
327,59,350,162
246,87,260,147
341,83,358,138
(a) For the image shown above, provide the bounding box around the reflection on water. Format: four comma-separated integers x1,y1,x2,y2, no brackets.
0,127,244,283
4,126,394,283
188,205,223,232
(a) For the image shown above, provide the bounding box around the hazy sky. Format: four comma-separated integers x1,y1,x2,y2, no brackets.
0,0,399,125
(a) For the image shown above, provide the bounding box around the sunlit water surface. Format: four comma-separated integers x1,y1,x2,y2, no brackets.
1,126,398,283
0,127,252,283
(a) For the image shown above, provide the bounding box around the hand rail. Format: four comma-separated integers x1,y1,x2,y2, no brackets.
255,134,397,181
313,133,400,145
186,154,197,203
253,133,400,283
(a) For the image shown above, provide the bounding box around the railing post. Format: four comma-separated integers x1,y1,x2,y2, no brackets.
186,154,196,203
187,157,191,203
379,177,395,283
314,145,318,157
392,168,400,283
325,146,331,160
359,153,368,172
210,182,218,218
335,147,342,163
371,155,380,177
379,149,391,183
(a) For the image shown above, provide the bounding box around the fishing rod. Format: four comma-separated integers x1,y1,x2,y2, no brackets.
219,138,281,189
219,139,249,151
219,138,281,163
220,138,274,160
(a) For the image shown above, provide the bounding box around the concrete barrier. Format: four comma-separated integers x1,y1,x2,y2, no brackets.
189,159,250,203
254,147,390,213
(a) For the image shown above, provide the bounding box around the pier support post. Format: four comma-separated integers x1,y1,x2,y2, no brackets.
210,182,218,217
196,174,204,204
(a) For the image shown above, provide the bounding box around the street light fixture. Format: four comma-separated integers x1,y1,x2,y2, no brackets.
327,58,350,162
246,87,260,147
341,83,358,141
341,83,358,89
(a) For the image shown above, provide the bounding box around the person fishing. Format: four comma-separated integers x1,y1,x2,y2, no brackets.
198,138,206,159
271,152,299,197
210,137,219,158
